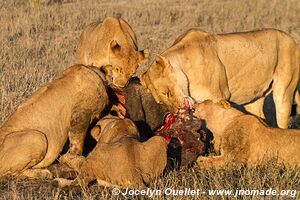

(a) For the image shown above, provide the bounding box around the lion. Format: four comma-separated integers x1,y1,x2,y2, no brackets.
55,115,167,188
0,65,109,177
141,28,300,128
0,17,148,177
193,100,300,168
77,17,149,88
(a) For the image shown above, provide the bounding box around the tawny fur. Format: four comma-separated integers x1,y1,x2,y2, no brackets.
193,100,300,168
58,116,167,188
76,17,148,88
141,28,300,128
0,65,108,177
0,17,148,178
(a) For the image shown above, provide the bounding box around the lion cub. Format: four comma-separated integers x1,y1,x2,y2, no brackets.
57,115,167,188
193,100,300,168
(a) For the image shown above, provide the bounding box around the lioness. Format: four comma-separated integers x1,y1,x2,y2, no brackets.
0,65,108,177
77,17,148,88
193,100,300,168
0,17,147,177
56,115,167,188
141,28,300,128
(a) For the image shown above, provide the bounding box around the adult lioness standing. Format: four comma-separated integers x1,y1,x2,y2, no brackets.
0,17,147,177
141,28,300,128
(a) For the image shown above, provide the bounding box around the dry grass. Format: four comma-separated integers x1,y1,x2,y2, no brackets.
0,161,299,199
0,0,300,199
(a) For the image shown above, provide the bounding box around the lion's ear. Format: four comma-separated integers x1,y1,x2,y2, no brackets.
140,72,152,94
154,55,173,72
110,40,121,52
91,125,101,141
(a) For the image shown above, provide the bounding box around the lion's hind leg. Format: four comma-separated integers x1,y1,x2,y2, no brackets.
0,130,48,176
196,155,232,169
273,87,296,128
20,168,53,179
273,41,299,128
52,174,93,189
52,178,75,188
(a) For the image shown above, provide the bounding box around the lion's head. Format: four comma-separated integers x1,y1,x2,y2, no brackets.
140,55,194,112
77,17,148,88
90,115,139,143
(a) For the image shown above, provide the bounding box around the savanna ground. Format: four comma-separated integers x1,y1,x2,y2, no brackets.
0,0,300,199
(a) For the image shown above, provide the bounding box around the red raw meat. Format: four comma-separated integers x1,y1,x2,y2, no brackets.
155,110,206,167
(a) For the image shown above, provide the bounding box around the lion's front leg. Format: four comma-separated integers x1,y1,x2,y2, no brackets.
68,111,92,155
68,130,86,156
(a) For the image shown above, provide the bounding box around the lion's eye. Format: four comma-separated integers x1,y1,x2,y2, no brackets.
100,65,111,74
167,90,172,97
